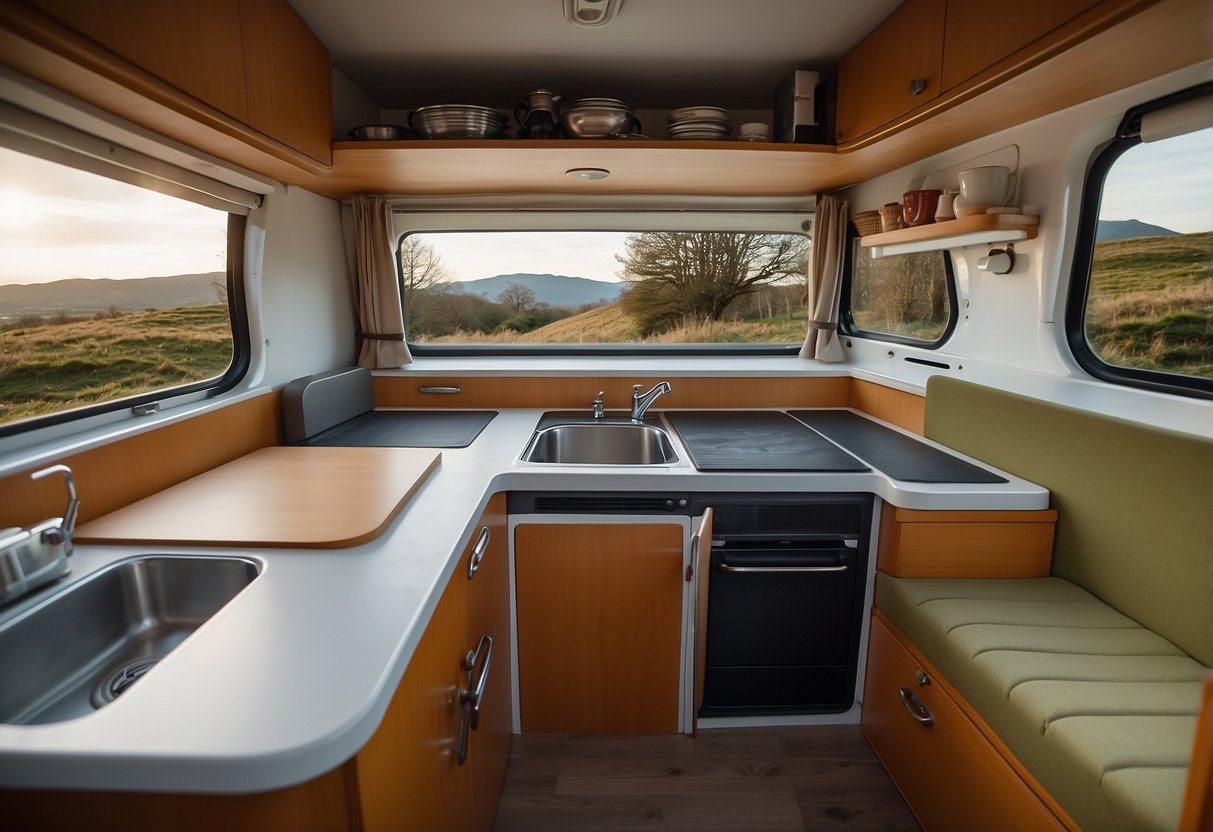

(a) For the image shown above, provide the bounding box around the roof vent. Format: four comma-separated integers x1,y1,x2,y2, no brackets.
563,0,624,28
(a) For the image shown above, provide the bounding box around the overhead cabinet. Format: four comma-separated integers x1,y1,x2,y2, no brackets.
8,0,332,166
836,0,1139,144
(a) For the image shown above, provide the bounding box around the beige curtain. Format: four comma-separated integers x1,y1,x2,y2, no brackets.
799,194,849,362
351,195,412,368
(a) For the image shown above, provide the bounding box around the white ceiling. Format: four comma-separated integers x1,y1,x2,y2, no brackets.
287,0,902,111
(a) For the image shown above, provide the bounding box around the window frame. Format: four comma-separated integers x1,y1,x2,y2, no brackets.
393,211,812,357
1063,83,1213,400
838,227,958,349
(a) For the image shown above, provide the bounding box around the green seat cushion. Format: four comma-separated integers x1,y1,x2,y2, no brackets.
878,575,1208,832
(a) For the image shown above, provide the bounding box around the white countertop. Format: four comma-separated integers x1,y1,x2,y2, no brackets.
0,407,1048,794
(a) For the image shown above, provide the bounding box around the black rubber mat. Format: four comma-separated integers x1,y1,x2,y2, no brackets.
299,410,497,448
788,410,1007,483
665,411,869,472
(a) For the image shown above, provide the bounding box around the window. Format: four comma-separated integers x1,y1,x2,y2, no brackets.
1066,85,1213,398
0,144,249,432
842,240,955,347
396,227,811,351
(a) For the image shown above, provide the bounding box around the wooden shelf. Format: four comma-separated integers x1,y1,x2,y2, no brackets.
860,213,1038,257
309,139,849,200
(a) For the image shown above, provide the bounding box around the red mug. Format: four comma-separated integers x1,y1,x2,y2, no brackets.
902,189,943,226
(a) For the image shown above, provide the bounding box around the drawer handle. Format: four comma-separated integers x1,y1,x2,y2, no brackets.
718,563,848,574
908,77,927,96
467,526,491,580
899,687,934,726
456,633,493,765
418,385,462,394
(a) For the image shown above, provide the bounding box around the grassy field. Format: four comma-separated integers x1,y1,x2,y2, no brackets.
1086,231,1211,378
417,302,810,345
0,306,232,425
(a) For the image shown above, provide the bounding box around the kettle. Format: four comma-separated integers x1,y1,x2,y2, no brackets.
515,89,561,139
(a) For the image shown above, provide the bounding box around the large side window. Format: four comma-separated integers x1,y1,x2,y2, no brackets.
1066,85,1212,398
841,238,956,347
0,127,252,433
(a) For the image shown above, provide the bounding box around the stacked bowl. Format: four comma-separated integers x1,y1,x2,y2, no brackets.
408,105,509,139
560,98,638,138
666,106,731,140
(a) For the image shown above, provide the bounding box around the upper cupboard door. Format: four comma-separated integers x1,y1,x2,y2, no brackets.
24,0,249,122
941,0,1104,91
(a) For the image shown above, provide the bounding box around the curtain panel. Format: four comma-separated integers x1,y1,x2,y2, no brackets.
799,194,848,362
351,195,412,368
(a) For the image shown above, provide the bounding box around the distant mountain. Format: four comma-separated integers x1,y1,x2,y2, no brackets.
458,273,624,309
0,273,225,318
1096,219,1179,242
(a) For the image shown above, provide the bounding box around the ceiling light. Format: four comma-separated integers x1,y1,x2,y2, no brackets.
562,0,623,28
565,168,611,181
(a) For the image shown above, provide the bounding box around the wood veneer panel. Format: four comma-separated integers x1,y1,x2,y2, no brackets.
877,507,1058,578
74,446,440,549
0,392,281,529
863,611,1075,831
1180,673,1213,832
0,765,360,832
515,523,684,734
373,375,851,410
848,379,926,435
353,565,474,832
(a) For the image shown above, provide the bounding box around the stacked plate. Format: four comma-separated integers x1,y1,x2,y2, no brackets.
666,106,731,140
409,105,509,139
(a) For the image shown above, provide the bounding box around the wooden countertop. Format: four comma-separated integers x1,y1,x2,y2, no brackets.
75,446,441,549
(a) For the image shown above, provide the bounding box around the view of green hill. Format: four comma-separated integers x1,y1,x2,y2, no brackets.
1086,231,1211,378
0,305,232,425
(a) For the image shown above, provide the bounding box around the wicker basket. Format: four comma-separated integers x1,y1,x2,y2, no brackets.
851,209,883,237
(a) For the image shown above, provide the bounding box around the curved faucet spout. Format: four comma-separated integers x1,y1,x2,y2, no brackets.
631,381,671,423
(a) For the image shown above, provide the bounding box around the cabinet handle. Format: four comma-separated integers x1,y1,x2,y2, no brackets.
456,634,493,765
908,77,927,96
467,526,491,580
899,687,934,726
718,563,848,574
418,385,462,394
686,529,700,583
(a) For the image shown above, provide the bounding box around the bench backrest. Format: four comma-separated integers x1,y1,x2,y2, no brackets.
924,376,1213,667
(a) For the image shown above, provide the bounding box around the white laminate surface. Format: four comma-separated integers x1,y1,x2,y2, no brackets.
0,407,1047,793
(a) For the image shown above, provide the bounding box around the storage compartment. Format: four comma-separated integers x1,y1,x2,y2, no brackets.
695,494,872,717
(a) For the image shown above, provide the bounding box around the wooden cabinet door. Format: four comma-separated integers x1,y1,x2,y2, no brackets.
353,570,474,832
941,0,1103,91
465,494,511,832
835,0,946,143
23,0,249,121
238,0,332,164
515,522,685,734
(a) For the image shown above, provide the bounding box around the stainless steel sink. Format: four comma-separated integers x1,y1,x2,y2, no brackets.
0,555,260,724
522,422,679,465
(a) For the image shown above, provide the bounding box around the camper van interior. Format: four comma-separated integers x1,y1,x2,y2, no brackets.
0,0,1210,830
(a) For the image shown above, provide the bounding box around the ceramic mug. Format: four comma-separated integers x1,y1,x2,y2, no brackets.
879,202,905,232
902,189,942,226
955,166,1015,208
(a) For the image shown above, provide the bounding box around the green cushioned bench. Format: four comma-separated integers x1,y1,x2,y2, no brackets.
874,377,1213,832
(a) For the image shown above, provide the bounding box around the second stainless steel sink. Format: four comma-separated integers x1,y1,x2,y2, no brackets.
0,554,260,724
522,422,679,465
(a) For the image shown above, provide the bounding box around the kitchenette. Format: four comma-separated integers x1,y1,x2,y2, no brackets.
0,365,1051,829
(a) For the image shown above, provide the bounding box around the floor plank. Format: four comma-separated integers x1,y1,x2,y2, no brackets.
492,725,921,831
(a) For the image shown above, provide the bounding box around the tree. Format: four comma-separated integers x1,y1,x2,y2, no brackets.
497,282,536,312
617,232,808,334
398,237,451,331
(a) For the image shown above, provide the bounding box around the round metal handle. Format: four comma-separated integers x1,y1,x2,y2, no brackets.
908,77,927,96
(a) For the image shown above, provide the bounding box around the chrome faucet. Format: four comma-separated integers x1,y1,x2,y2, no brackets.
0,465,78,606
591,390,606,419
630,381,671,423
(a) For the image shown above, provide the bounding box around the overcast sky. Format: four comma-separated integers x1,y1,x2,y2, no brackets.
1,128,1209,286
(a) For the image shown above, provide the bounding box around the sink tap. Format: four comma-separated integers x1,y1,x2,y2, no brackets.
0,465,78,606
631,382,671,423
591,390,605,419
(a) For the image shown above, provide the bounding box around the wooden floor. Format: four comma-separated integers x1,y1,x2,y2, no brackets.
491,725,921,831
